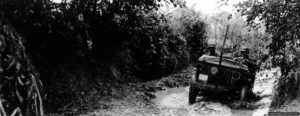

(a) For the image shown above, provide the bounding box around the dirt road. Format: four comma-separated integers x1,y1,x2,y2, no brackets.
153,68,280,116
81,68,280,116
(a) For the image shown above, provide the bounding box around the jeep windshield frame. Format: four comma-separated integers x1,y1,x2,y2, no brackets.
198,55,248,71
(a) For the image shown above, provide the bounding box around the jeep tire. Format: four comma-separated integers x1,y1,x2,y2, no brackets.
189,84,199,104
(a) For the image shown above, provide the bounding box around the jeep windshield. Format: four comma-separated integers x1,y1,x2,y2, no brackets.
198,55,248,70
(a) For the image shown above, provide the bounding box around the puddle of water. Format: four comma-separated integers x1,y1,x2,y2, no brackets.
154,87,188,108
153,68,281,116
231,110,254,116
153,87,234,116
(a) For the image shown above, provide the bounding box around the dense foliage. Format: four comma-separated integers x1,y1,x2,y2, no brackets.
205,10,268,61
235,0,300,108
0,12,43,116
0,0,208,113
236,0,300,73
0,0,206,78
166,8,207,60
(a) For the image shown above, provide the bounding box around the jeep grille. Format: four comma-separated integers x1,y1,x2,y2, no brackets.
223,69,233,85
207,68,234,86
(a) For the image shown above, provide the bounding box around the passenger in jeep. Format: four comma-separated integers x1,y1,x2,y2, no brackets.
234,47,257,70
235,48,260,99
242,48,258,72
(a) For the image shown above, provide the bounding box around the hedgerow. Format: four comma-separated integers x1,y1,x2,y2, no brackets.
0,0,208,113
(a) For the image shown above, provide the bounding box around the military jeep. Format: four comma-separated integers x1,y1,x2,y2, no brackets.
189,55,255,104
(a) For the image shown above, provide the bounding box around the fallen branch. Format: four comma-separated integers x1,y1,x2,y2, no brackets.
30,74,44,116
10,107,21,116
0,99,7,116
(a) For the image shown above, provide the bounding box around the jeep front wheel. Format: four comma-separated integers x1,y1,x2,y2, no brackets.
189,85,199,104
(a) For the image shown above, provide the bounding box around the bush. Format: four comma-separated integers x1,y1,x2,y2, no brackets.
0,0,208,113
272,71,300,108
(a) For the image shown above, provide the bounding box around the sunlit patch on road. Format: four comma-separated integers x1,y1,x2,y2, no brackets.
157,87,188,108
252,68,281,116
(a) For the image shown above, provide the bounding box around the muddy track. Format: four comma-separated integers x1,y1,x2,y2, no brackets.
81,68,280,116
153,68,280,116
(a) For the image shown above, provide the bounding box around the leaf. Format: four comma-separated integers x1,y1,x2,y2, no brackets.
6,57,16,70
15,88,24,103
15,62,21,73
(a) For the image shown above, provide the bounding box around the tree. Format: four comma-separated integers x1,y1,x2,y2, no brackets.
235,0,300,108
166,8,208,60
236,0,300,74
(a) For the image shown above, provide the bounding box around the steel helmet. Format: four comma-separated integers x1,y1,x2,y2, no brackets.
208,44,216,48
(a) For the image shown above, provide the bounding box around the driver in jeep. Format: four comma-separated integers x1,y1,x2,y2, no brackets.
207,44,218,56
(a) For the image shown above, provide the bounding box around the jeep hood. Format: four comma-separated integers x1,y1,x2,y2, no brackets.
198,55,248,70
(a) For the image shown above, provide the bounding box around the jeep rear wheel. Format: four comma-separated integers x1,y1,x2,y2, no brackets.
189,85,199,104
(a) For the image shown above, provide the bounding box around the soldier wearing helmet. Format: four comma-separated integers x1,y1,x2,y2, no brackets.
241,48,250,60
234,47,258,72
235,47,259,100
207,44,218,56
234,47,250,62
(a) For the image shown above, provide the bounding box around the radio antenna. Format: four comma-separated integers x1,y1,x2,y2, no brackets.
219,25,230,65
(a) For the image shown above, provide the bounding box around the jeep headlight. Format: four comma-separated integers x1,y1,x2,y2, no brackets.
211,66,218,75
232,72,240,79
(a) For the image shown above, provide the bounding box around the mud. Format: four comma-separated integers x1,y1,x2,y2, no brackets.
153,68,281,116
80,68,281,116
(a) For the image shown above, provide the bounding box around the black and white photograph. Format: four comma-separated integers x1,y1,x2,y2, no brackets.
0,0,300,116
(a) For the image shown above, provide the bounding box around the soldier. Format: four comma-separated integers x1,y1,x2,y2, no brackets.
235,47,260,103
235,48,251,63
234,47,258,71
207,44,218,56
242,48,258,70
241,48,250,63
